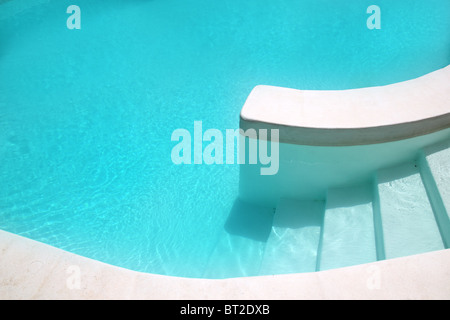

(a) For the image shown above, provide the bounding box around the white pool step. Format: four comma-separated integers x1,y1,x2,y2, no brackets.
317,184,377,271
259,139,449,274
420,139,450,247
205,138,450,278
375,162,445,260
202,200,274,279
258,199,324,275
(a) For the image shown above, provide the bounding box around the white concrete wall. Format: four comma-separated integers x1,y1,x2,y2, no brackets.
239,66,450,205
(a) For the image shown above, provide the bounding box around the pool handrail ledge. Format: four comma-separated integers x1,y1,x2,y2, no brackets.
240,65,450,146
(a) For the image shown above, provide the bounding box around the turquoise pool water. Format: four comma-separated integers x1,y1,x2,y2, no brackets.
0,0,449,278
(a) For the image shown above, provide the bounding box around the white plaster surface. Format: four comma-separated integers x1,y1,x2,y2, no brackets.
376,163,445,260
1,230,449,300
240,65,450,145
424,140,450,219
319,185,377,271
241,65,450,129
259,199,323,275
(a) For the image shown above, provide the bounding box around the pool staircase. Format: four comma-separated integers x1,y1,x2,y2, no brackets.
203,138,450,278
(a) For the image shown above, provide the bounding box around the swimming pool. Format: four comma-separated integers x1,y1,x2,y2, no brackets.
0,0,449,278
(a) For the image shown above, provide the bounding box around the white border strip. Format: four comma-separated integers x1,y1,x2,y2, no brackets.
1,230,449,300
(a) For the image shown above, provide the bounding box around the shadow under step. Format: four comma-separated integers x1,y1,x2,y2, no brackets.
259,198,324,276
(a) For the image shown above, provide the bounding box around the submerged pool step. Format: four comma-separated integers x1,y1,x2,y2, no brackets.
420,139,450,248
375,162,445,260
202,231,267,279
202,200,274,279
318,184,377,271
259,199,324,275
204,138,450,278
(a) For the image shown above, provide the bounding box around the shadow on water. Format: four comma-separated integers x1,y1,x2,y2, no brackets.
376,163,419,184
263,198,325,237
217,197,325,277
325,183,374,210
223,197,326,242
223,198,275,243
271,199,324,230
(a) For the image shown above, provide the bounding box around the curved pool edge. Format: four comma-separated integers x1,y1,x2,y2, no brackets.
240,65,450,146
1,230,449,300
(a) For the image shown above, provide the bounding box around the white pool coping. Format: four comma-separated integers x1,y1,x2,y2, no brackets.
240,65,450,146
1,230,449,300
